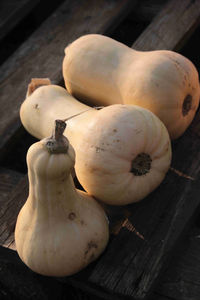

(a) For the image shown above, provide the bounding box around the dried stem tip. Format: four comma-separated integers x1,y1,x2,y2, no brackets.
45,120,69,154
53,120,66,140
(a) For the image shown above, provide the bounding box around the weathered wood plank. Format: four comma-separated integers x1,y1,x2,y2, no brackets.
0,176,28,249
0,0,41,40
0,245,108,300
89,178,200,299
132,0,200,51
0,0,137,151
155,226,200,300
0,246,65,299
128,0,165,22
0,167,23,208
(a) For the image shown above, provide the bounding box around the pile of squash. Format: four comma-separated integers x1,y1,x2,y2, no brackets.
15,34,200,277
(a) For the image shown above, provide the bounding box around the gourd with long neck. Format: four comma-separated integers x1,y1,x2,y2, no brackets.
15,119,109,277
63,34,200,139
20,79,172,205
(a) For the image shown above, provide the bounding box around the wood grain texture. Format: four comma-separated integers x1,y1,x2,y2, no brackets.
0,246,65,300
132,0,200,51
0,167,22,207
0,0,137,151
128,0,166,22
0,245,112,300
0,176,28,249
89,177,200,299
155,226,200,300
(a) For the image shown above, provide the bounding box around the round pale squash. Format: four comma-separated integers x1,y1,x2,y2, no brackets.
63,34,200,139
20,79,172,205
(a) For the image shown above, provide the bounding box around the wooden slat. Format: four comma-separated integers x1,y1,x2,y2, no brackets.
89,172,200,298
0,246,65,299
155,226,200,300
0,0,137,151
0,176,28,249
132,0,200,51
0,245,108,300
0,167,23,208
128,0,166,22
0,0,41,40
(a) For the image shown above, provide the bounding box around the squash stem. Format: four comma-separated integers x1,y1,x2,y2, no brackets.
45,120,69,154
53,119,66,141
131,153,152,176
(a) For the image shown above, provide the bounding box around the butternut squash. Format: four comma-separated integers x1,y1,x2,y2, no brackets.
63,34,200,139
20,79,172,205
15,119,109,276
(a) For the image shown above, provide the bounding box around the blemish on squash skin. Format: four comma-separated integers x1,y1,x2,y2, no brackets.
61,172,68,182
34,103,39,109
84,241,98,258
95,146,105,153
88,165,110,175
182,94,192,116
68,212,76,220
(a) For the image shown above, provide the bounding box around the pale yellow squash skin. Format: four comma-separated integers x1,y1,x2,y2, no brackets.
63,34,200,139
15,121,109,277
20,81,172,205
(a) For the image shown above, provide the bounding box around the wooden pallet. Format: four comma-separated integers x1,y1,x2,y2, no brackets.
0,0,200,299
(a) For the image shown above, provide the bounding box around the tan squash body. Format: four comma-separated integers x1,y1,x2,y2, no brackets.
63,34,200,139
20,80,172,205
15,120,109,276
